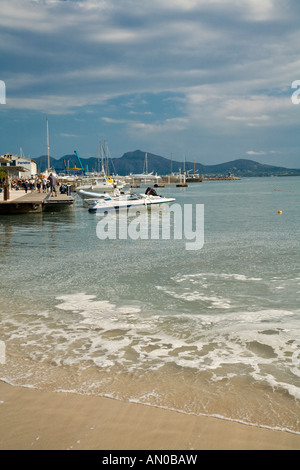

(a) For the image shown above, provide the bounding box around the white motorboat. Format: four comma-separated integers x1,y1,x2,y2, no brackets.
77,188,122,207
88,187,175,213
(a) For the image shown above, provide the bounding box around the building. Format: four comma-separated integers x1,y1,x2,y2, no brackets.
0,153,37,179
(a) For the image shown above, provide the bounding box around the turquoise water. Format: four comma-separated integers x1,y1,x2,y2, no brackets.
0,177,299,433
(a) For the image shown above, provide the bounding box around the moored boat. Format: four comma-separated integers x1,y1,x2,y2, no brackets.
88,187,175,213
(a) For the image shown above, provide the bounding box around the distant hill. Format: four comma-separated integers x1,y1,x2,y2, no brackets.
35,150,300,177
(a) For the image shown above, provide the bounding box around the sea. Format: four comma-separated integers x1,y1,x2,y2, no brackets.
0,176,299,434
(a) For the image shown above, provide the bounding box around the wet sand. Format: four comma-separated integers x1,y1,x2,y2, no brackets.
0,381,299,450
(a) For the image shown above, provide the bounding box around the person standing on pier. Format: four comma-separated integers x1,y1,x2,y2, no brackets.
42,177,47,193
36,178,42,193
48,173,57,197
29,177,35,192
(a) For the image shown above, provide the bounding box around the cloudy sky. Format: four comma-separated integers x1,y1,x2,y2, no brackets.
0,0,300,167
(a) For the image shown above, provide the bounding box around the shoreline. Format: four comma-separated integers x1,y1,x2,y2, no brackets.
0,381,299,450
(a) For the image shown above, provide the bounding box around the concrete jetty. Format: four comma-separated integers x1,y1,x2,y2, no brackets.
0,190,74,215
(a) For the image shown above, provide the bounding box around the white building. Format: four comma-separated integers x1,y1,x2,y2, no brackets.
0,153,37,179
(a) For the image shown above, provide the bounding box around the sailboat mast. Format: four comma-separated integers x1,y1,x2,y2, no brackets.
46,118,50,169
100,141,104,174
104,141,109,175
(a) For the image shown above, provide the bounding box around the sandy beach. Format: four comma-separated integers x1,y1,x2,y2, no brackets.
0,381,299,450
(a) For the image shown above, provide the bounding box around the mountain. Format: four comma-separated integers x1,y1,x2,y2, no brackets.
34,150,300,177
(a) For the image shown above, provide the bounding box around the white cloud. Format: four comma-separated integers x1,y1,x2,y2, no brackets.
7,96,83,114
90,29,138,44
101,116,188,135
125,0,280,19
246,149,282,158
1,0,299,166
130,117,188,133
0,0,60,33
60,133,79,138
247,150,267,156
101,117,129,124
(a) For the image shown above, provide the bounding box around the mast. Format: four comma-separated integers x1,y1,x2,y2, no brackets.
104,140,109,175
143,152,148,174
100,141,105,175
46,118,50,170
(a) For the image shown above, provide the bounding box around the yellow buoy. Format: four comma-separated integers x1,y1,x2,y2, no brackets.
277,210,282,214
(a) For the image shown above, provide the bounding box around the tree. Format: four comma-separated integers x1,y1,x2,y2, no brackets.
0,168,7,179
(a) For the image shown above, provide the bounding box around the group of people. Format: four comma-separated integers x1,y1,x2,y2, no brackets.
0,173,72,198
3,173,62,197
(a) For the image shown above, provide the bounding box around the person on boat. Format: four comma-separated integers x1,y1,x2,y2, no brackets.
48,173,57,197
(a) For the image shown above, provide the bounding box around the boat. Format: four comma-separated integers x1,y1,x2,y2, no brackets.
77,188,123,207
40,168,59,180
77,189,112,200
124,152,162,185
76,176,120,193
74,142,126,193
88,187,175,213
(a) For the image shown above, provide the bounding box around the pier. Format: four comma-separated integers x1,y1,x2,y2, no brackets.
0,190,74,215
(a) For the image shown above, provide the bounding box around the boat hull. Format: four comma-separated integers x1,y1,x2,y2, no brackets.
77,189,107,200
88,196,175,213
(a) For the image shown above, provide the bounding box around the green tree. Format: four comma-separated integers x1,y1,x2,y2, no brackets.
0,168,7,179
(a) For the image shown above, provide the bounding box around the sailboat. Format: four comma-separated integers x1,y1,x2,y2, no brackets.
75,141,123,193
124,152,161,184
40,119,58,179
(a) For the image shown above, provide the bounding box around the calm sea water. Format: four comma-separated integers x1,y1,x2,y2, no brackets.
0,177,299,433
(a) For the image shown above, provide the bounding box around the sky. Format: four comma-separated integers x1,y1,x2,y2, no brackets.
0,0,300,168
